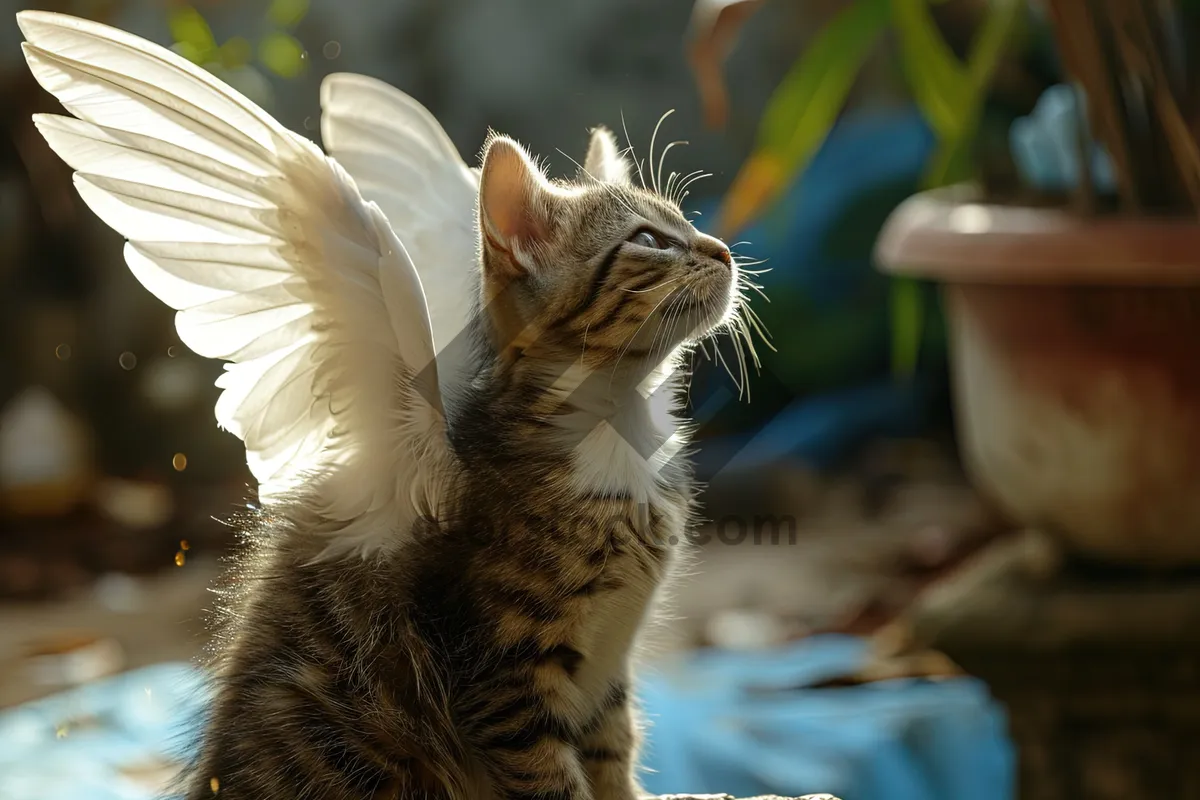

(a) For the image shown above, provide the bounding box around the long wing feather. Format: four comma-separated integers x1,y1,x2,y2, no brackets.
19,11,452,557
319,74,478,384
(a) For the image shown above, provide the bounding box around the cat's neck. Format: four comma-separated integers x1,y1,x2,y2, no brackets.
455,333,692,504
526,352,675,416
523,349,690,503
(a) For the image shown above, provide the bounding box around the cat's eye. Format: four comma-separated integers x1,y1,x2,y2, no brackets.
629,229,669,250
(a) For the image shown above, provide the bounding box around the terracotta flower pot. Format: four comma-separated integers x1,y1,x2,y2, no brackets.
876,186,1200,565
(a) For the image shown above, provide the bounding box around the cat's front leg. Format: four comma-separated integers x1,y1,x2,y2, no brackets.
578,682,642,800
462,683,592,800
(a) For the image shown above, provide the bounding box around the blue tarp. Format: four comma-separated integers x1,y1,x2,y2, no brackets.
638,635,1015,800
0,663,204,800
0,636,1014,800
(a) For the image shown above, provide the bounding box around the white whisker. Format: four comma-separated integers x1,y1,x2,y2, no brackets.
670,170,707,206
733,260,771,274
647,109,675,195
620,109,648,191
665,171,681,201
648,289,691,363
711,335,742,396
736,305,763,367
620,274,687,294
740,301,774,351
741,280,770,303
724,326,744,398
674,171,712,199
656,139,687,199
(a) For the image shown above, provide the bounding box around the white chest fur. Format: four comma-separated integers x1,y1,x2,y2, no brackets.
544,360,687,709
562,369,685,505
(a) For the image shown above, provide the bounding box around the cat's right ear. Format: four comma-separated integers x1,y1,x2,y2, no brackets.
581,126,631,185
478,135,559,280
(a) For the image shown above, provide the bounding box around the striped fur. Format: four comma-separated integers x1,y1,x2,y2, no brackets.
185,128,738,800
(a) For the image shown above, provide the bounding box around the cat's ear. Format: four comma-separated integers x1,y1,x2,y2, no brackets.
478,134,558,279
581,126,631,185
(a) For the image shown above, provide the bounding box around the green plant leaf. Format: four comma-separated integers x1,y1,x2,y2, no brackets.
259,31,307,78
893,0,1021,375
760,0,889,148
718,0,889,236
890,277,924,377
267,0,310,28
168,6,217,64
920,0,1023,189
963,0,1024,92
889,0,970,139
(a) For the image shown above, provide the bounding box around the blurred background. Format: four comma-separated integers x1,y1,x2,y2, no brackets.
4,0,1200,798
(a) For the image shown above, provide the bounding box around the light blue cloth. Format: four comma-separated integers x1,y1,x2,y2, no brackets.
0,663,205,800
638,636,1015,800
1010,83,1117,194
1,637,1013,800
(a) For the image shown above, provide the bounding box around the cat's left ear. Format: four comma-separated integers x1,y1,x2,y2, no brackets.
581,126,631,185
478,134,561,279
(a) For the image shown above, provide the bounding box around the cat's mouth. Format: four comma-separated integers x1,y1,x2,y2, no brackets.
677,270,736,327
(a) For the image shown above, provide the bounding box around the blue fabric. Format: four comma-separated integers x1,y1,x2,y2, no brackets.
692,377,932,480
0,663,205,800
638,636,1016,800
0,639,1013,800
686,109,942,472
1009,83,1116,194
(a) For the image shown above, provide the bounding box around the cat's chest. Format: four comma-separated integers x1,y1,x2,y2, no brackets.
565,396,686,505
567,500,682,701
572,569,655,699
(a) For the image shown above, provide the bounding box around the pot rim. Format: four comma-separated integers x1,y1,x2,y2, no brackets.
875,184,1200,285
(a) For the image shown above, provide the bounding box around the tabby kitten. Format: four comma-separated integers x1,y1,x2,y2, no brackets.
17,11,748,797
188,128,742,800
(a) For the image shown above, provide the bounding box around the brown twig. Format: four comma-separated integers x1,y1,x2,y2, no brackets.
1043,0,1141,210
1043,0,1200,216
686,0,767,130
1070,85,1096,216
1114,0,1200,212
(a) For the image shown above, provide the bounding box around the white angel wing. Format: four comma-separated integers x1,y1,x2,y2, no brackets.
319,73,479,386
19,10,453,556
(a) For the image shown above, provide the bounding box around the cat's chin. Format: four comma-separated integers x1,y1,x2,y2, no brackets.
682,282,738,341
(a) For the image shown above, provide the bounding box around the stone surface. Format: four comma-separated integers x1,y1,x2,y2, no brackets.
653,795,840,800
907,532,1200,799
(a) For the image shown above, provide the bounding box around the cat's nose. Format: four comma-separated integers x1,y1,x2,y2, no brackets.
697,234,732,269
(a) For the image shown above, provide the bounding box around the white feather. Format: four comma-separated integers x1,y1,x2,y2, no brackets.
19,11,455,557
319,73,479,392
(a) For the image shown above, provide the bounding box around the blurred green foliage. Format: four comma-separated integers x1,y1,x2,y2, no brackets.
167,0,309,82
694,0,1024,375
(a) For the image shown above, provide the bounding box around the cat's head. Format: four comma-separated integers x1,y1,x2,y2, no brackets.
475,128,737,371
